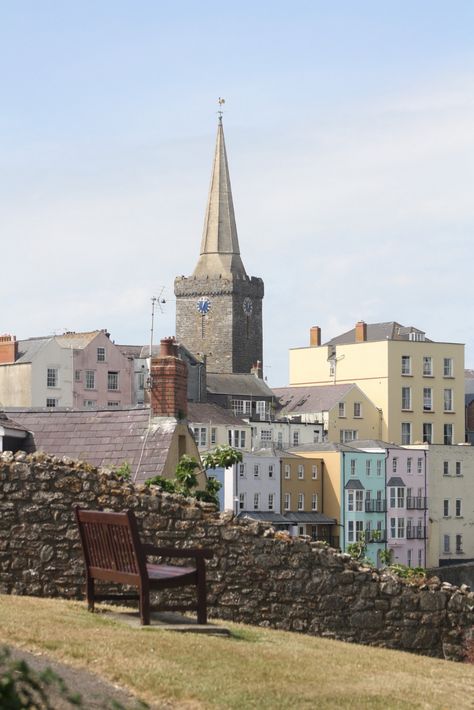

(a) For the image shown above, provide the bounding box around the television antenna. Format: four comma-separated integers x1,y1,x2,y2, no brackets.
149,288,166,358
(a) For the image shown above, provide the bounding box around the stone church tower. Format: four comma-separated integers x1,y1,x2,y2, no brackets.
174,118,264,375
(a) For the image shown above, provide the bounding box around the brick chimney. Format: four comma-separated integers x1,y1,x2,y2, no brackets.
0,335,18,364
150,337,188,419
355,321,367,343
310,326,321,347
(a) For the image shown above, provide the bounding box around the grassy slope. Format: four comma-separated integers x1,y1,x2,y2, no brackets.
0,595,473,709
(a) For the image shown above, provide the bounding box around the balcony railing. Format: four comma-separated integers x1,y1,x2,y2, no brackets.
406,496,428,510
365,500,387,513
406,526,427,540
311,533,340,549
364,530,387,543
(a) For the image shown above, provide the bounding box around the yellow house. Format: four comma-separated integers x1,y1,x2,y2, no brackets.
289,322,464,446
274,383,382,444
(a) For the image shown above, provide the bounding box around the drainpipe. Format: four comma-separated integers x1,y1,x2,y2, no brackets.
424,448,428,567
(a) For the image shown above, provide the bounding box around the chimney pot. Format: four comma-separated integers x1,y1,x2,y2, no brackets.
150,338,188,418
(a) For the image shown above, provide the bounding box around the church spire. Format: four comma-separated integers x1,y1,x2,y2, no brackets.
192,116,247,278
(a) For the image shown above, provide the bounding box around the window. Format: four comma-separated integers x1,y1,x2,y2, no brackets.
392,457,398,473
292,431,300,446
97,347,106,362
347,491,354,512
401,423,411,445
253,493,260,510
455,499,462,517
422,422,433,444
443,499,450,517
456,534,463,554
85,370,96,390
338,402,346,417
253,465,260,478
46,368,58,388
355,490,363,512
107,401,120,408
138,372,145,390
268,494,274,511
417,458,423,473
238,463,245,478
277,432,283,448
456,461,462,476
366,460,371,476
83,400,95,409
256,400,269,419
350,459,356,476
75,370,81,382
397,518,405,539
401,387,412,410
376,460,382,476
239,492,245,510
443,535,450,553
444,389,453,412
407,549,412,568
311,494,318,511
401,356,411,375
261,429,272,442
353,402,362,418
284,493,291,511
228,430,246,448
298,493,304,511
356,521,364,539
232,400,251,416
341,430,358,443
407,457,412,474
312,465,318,479
284,464,291,479
390,518,396,538
443,461,449,476
397,487,405,508
418,548,423,567
409,331,425,342
193,427,207,447
107,371,119,391
46,398,57,408
268,464,274,479
423,388,433,412
298,464,304,479
329,360,335,377
444,424,453,445
443,358,453,377
422,356,433,376
211,427,217,445
348,521,354,543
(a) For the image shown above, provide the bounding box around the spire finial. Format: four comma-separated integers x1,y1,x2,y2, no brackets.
218,97,225,123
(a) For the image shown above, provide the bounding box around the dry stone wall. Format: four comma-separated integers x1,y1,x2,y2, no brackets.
1,451,473,661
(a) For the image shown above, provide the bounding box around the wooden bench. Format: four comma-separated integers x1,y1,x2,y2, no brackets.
74,507,213,625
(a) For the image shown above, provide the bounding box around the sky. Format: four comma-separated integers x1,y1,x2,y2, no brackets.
1,1,473,387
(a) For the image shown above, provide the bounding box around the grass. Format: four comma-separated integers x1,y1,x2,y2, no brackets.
0,595,473,709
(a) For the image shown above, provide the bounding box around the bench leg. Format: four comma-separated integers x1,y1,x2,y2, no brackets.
139,584,150,626
86,575,95,613
196,561,207,625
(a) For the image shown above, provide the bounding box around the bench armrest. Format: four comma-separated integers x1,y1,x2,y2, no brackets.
142,544,213,559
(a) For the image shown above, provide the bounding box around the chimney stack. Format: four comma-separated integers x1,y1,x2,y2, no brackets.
0,335,18,364
150,337,188,419
250,360,263,379
310,326,321,347
355,321,367,343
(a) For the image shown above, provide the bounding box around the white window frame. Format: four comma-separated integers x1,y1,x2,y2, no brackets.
253,464,260,478
311,465,318,480
443,499,450,517
353,402,362,418
298,464,304,480
311,493,318,511
85,370,96,390
338,402,345,417
97,347,106,362
401,387,412,410
443,358,453,377
284,493,291,511
268,464,274,479
297,493,304,511
253,493,260,510
422,356,433,376
401,355,411,375
455,499,462,517
422,422,433,444
46,367,58,388
107,371,119,391
46,398,57,408
268,493,274,511
376,460,382,476
456,461,462,476
443,389,453,412
284,464,291,479
444,424,453,445
401,422,411,445
423,387,433,412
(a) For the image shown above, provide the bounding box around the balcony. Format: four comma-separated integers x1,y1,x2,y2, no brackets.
365,499,387,513
406,526,427,540
364,530,387,543
406,496,428,510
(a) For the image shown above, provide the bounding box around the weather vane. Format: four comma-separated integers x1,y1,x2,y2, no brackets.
218,97,225,122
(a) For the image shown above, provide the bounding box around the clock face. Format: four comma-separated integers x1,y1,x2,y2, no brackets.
196,297,211,315
243,297,253,316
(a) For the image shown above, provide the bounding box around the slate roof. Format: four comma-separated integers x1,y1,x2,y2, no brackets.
4,408,178,484
387,476,406,487
349,439,403,451
345,479,365,490
15,337,52,364
207,373,274,398
187,402,248,427
284,512,336,524
324,321,432,346
117,344,144,359
287,442,355,453
0,412,29,434
274,384,355,415
238,511,289,525
56,331,99,349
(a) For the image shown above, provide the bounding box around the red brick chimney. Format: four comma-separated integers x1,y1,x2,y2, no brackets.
355,321,367,343
310,326,321,347
150,337,188,419
0,335,18,364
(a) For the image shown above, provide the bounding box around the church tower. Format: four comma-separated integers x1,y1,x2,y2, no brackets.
174,116,264,375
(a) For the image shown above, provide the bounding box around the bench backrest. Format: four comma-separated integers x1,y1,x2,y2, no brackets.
75,507,147,585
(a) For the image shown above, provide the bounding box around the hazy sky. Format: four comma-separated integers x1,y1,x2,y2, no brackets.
1,1,473,386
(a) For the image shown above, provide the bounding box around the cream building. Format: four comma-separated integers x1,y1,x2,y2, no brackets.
406,443,474,567
289,322,464,446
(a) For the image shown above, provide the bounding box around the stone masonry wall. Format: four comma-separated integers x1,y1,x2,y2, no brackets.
1,451,473,661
